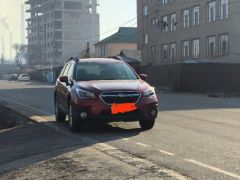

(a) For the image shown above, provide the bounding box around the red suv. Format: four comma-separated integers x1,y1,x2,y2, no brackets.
54,58,158,132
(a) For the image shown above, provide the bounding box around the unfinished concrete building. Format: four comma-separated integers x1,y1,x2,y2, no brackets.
26,0,99,68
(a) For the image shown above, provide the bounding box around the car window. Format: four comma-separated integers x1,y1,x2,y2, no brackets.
67,63,74,79
60,66,67,76
63,64,71,76
75,62,138,81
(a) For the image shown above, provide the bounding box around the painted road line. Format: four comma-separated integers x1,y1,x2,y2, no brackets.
185,159,240,179
122,138,130,141
158,149,175,156
136,142,151,148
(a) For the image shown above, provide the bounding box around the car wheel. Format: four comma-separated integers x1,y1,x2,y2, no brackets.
55,99,66,122
68,104,80,132
139,118,155,130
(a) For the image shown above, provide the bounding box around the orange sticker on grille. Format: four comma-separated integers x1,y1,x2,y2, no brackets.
111,103,137,115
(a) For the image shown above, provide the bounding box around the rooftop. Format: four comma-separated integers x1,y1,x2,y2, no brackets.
96,27,137,45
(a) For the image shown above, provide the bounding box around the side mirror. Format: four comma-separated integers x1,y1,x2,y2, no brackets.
139,74,148,81
59,76,68,83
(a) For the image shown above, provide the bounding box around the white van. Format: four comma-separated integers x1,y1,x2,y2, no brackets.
18,74,30,82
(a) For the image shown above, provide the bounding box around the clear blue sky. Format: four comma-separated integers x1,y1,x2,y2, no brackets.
0,0,137,59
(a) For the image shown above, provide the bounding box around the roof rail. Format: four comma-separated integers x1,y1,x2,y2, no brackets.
109,56,123,61
67,57,79,63
74,57,80,63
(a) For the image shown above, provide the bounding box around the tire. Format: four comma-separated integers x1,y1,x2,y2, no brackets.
55,99,66,122
139,118,155,130
68,104,81,132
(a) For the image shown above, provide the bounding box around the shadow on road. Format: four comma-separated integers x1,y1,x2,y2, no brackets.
0,105,142,175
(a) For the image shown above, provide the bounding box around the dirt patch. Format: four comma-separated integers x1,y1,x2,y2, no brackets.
0,104,28,130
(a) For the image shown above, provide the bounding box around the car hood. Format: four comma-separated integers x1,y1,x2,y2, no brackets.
75,80,151,93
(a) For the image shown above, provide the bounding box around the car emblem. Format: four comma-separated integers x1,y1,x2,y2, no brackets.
118,93,125,98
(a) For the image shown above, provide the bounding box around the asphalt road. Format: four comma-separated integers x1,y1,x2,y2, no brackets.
0,81,239,180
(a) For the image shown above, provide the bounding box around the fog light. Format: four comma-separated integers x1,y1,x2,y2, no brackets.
80,112,88,119
150,108,158,118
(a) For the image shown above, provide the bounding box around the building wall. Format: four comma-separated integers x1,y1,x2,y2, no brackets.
26,0,99,67
137,0,240,65
96,43,137,57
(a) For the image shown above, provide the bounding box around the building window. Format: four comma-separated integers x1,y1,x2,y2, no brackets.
162,0,168,5
54,21,62,29
192,39,200,58
151,45,157,52
162,16,168,32
144,33,148,45
219,34,229,56
220,0,228,20
64,1,83,10
152,17,158,25
170,43,176,61
54,11,62,19
208,1,216,22
54,1,62,9
182,40,190,59
170,13,177,31
162,44,168,61
207,36,216,57
143,5,148,16
54,31,62,39
183,9,190,28
192,6,200,26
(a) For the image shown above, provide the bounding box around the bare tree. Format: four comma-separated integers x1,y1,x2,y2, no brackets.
13,44,27,66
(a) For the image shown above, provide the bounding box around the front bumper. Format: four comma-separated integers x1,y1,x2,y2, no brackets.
71,96,158,122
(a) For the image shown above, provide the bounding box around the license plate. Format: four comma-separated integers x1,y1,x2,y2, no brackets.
111,103,137,115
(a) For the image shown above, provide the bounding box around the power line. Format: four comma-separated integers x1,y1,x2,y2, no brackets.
58,10,240,49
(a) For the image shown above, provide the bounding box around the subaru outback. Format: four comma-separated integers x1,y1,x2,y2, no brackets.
54,58,158,132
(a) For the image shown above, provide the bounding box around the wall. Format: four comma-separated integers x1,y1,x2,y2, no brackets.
139,63,240,94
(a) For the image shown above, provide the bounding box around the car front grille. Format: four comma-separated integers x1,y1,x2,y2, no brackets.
100,91,141,105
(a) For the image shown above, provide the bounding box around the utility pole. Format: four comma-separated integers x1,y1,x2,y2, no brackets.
9,32,12,60
1,54,4,65
1,36,5,65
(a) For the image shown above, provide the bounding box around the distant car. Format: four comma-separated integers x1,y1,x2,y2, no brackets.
54,58,158,132
18,74,30,82
8,74,18,81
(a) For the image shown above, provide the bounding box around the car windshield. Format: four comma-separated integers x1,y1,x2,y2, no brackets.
75,62,138,81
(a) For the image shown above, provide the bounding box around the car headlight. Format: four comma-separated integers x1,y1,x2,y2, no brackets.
143,88,156,97
76,88,96,99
